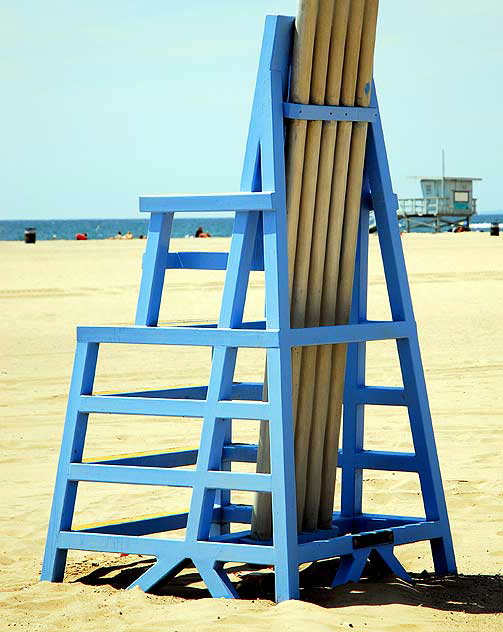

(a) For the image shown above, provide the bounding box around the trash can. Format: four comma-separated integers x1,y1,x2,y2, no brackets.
490,222,500,237
24,227,36,244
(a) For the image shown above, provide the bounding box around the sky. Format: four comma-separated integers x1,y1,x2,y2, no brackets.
1,0,502,219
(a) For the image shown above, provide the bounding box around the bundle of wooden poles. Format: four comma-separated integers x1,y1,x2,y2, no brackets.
252,0,379,538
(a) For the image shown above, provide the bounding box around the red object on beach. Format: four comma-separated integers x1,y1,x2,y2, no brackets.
75,233,88,240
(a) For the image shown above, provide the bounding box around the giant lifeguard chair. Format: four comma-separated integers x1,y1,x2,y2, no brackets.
41,13,456,602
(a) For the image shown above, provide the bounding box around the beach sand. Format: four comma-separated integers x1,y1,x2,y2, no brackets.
1,233,502,631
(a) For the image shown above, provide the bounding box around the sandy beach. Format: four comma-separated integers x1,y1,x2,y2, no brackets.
1,233,502,631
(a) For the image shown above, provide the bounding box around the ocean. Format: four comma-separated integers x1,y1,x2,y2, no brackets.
0,213,502,242
0,217,234,242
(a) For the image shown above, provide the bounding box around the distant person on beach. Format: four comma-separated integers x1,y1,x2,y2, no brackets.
75,232,88,240
121,231,134,240
195,226,211,238
109,231,122,239
453,225,470,233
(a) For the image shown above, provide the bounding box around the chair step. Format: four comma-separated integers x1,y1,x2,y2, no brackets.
68,463,272,492
78,395,271,420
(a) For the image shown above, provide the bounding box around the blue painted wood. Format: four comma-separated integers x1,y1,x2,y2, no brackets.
68,463,270,492
194,560,239,599
93,450,199,468
79,503,255,537
353,386,407,406
337,450,417,472
58,531,275,565
332,550,369,586
283,102,378,122
288,320,411,346
165,251,264,271
42,13,456,603
81,512,190,535
78,321,411,347
100,382,263,401
135,212,172,326
114,386,209,400
78,394,270,420
350,513,426,528
375,546,413,583
298,520,442,564
139,191,276,213
128,556,188,592
41,341,99,581
77,325,280,348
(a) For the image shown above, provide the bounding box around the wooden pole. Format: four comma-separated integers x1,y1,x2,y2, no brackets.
294,0,351,531
251,0,320,540
318,0,379,529
302,0,366,531
290,0,336,531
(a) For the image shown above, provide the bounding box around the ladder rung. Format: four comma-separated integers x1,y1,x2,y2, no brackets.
90,449,199,468
86,444,258,468
109,382,263,402
74,511,187,534
166,252,264,272
79,395,271,420
58,531,275,565
338,450,417,472
77,325,280,349
289,320,411,347
75,504,255,535
68,463,272,492
298,520,442,564
353,386,407,406
222,443,258,463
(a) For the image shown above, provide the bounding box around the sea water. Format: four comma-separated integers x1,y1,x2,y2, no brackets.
0,214,501,241
0,217,234,241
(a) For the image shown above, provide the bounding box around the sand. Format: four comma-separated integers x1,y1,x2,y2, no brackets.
0,233,502,631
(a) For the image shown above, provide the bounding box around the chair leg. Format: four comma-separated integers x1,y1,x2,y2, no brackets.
41,342,99,581
128,556,188,592
267,347,300,602
332,550,369,587
135,212,173,326
194,560,239,599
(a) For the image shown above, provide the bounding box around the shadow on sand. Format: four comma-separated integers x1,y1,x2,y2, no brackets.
73,556,503,615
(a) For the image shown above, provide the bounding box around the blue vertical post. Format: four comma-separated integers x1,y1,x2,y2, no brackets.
41,341,99,581
260,17,299,602
135,212,173,326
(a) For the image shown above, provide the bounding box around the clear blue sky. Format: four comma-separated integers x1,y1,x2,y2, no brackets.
1,0,501,219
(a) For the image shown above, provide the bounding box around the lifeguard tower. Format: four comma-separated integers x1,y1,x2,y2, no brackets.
398,176,481,232
41,9,457,603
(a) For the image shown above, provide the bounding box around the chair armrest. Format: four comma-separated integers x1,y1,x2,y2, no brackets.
139,191,276,213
